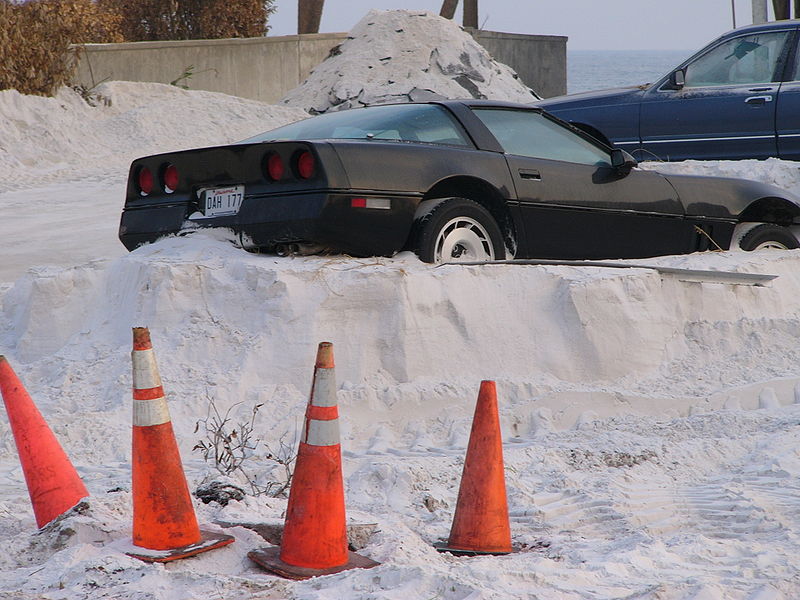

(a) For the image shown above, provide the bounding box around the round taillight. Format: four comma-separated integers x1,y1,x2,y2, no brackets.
266,152,284,181
137,166,153,196
296,150,315,179
163,163,179,193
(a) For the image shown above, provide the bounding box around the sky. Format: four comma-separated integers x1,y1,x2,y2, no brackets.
267,0,776,50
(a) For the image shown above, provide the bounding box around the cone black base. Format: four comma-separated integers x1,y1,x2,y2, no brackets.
127,529,235,563
248,546,380,580
434,541,513,556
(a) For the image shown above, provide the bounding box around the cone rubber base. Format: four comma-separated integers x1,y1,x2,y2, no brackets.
248,546,380,580
434,541,513,556
127,529,235,563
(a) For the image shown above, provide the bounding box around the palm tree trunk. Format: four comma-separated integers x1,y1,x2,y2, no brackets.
440,0,459,19
298,0,324,34
772,0,790,19
463,0,478,28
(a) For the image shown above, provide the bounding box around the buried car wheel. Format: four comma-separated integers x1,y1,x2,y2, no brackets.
737,223,799,251
415,197,506,264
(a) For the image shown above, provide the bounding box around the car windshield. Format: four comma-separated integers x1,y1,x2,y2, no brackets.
242,103,472,147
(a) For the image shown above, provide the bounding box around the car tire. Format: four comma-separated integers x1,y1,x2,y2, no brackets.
737,223,799,251
415,197,506,264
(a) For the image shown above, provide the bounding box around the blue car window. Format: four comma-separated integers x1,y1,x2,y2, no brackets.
243,104,472,147
684,31,790,87
472,108,611,167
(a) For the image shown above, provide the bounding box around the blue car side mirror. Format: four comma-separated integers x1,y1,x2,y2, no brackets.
667,68,686,90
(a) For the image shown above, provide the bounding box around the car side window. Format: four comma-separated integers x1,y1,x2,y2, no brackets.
472,108,611,166
684,31,790,87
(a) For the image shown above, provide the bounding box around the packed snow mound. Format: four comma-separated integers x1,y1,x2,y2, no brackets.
641,157,800,197
0,82,307,191
3,234,800,596
5,232,800,450
281,10,539,113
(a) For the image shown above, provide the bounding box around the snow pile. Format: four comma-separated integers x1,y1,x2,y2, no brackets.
281,10,539,113
0,81,307,191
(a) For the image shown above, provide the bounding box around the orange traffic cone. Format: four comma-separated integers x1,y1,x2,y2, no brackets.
437,380,512,555
248,342,379,579
0,356,89,528
127,327,233,562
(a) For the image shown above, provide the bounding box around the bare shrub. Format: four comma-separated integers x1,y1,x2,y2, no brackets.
0,0,122,96
193,397,296,498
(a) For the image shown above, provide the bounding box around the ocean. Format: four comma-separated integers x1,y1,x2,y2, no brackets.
567,49,694,94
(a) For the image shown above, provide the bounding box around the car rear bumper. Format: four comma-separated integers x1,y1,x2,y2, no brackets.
119,191,419,257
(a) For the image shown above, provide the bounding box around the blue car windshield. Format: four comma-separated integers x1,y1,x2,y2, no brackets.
242,104,472,147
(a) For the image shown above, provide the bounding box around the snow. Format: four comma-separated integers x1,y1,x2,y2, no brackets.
281,10,540,113
2,16,800,598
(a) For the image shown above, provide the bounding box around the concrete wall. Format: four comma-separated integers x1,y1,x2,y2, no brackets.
73,30,567,104
472,30,567,98
74,33,344,104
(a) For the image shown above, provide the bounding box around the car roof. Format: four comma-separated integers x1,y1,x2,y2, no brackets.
719,18,800,39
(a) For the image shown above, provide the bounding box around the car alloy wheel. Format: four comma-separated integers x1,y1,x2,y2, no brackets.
415,197,506,264
434,216,495,262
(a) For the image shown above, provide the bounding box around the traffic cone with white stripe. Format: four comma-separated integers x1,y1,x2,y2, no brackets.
127,327,234,562
437,380,512,555
0,356,89,528
248,342,379,579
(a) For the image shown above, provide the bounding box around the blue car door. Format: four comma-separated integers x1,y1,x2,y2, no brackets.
776,29,800,160
638,28,795,161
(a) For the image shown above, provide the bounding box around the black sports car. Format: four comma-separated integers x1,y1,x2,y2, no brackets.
119,100,800,262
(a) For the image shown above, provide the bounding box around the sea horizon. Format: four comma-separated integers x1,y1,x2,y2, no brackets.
567,49,694,94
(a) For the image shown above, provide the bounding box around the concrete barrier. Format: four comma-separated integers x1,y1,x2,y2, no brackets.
73,30,566,104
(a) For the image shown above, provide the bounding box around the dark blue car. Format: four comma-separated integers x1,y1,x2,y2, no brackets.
535,20,800,162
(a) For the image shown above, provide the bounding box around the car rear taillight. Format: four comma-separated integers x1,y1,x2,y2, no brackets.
266,152,284,181
163,163,179,193
137,167,153,196
296,150,315,179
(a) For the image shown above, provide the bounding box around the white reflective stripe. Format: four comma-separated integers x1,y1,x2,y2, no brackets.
311,368,337,407
304,418,340,446
366,198,391,210
133,397,171,427
132,349,162,390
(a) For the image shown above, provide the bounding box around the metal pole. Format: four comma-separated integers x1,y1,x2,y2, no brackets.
752,0,768,23
732,0,737,27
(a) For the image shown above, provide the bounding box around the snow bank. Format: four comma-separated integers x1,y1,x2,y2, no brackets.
0,82,307,191
281,10,539,113
641,157,800,197
2,233,800,598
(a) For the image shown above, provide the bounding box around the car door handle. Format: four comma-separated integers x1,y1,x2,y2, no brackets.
745,95,773,105
748,87,774,92
519,169,542,181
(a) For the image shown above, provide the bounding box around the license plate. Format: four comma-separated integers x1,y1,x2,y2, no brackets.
200,185,244,217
